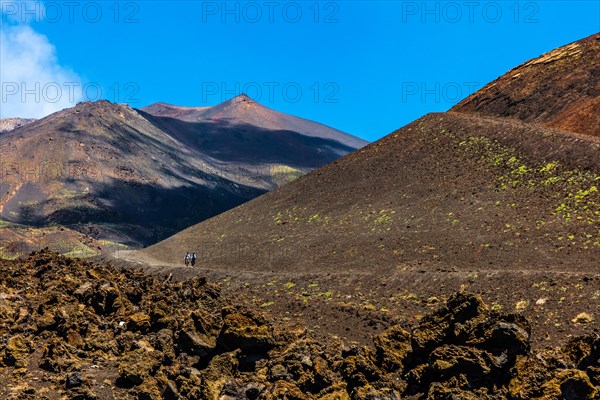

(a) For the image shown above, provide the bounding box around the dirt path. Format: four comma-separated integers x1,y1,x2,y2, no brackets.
110,250,600,349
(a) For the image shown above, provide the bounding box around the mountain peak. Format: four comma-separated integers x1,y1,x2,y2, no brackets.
71,99,133,113
141,94,367,148
232,93,254,102
221,93,258,108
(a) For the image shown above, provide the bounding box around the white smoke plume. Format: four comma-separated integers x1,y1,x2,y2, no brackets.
0,1,83,118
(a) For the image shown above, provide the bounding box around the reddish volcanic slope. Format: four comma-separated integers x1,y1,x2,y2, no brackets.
453,33,600,137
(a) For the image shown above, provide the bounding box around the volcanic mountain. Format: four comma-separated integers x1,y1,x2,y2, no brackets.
132,34,600,345
142,94,366,149
141,34,600,272
0,95,365,254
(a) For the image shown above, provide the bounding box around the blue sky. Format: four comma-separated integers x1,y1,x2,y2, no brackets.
1,1,599,141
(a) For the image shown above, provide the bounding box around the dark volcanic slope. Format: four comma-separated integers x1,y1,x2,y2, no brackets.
0,97,365,248
140,111,600,273
141,34,600,271
124,32,600,372
453,33,600,137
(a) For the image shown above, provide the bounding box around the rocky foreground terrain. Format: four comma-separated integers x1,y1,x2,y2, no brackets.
1,251,599,399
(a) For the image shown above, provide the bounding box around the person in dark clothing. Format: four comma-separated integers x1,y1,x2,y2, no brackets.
191,253,197,267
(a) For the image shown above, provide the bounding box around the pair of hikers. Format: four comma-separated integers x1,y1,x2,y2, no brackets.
184,252,197,267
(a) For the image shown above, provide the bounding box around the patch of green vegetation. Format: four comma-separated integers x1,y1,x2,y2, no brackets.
307,213,321,223
98,240,129,249
440,129,600,248
0,219,16,229
0,248,24,260
374,213,393,224
16,200,40,207
272,207,330,225
532,281,548,290
400,292,418,301
363,302,377,310
540,161,559,174
364,209,396,233
62,243,97,258
365,209,396,224
48,189,85,200
270,165,305,185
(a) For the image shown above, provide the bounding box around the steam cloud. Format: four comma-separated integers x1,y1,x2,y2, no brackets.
0,4,82,118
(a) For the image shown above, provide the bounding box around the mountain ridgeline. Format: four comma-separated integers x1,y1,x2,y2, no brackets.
0,95,366,251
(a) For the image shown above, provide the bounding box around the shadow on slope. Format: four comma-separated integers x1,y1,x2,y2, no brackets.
145,113,358,166
2,176,265,247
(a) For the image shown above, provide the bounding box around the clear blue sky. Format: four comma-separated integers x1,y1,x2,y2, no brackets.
1,1,599,141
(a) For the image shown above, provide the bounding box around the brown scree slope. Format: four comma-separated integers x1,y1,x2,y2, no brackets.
453,33,600,137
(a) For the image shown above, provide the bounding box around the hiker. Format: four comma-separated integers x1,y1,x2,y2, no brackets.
184,252,190,267
191,253,197,267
